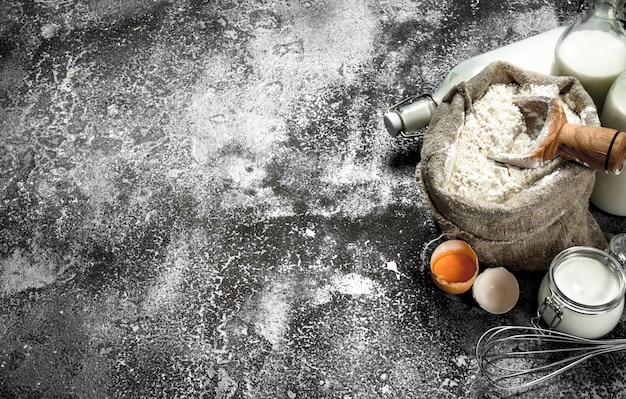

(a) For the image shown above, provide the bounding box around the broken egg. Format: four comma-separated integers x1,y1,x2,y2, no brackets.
472,267,519,314
430,240,479,295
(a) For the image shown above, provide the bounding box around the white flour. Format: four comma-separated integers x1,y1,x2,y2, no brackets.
444,83,581,204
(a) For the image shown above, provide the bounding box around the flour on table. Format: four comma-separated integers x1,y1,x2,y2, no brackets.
443,83,581,204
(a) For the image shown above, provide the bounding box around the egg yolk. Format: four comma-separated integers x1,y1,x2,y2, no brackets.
432,253,477,283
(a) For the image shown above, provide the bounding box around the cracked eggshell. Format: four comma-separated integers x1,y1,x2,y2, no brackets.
472,267,519,314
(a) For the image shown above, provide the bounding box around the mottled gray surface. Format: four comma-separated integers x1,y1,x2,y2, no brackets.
1,0,626,398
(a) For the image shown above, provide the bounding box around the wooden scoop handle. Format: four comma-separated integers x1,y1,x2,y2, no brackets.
558,124,626,174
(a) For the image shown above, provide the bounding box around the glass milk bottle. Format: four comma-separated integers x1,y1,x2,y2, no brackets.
383,26,567,137
591,71,626,215
552,0,626,112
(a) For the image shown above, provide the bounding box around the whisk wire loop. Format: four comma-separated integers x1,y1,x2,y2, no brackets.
476,325,626,390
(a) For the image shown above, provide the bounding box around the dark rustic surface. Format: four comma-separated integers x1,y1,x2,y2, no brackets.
2,1,626,398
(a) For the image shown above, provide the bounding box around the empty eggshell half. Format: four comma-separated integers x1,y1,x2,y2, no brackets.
472,267,520,314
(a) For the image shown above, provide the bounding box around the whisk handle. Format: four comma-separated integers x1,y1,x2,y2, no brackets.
558,124,626,174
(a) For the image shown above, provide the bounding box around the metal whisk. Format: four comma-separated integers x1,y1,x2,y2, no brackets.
476,325,626,390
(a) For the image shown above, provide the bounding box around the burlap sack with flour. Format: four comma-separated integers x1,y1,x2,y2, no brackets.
417,61,607,271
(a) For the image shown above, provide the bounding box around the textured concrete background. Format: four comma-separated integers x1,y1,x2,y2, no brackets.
1,0,626,398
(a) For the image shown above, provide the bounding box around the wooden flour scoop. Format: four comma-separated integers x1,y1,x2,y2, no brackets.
490,96,626,174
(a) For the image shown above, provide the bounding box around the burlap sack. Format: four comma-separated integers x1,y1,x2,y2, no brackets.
417,61,607,271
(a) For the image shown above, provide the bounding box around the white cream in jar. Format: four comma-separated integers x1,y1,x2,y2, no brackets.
537,246,626,339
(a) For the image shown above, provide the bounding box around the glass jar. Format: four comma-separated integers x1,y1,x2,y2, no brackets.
609,233,626,265
552,0,626,111
536,246,626,339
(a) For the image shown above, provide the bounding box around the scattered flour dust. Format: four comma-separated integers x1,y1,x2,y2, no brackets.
331,272,376,296
0,249,69,296
312,272,381,306
249,280,293,348
182,0,394,219
247,272,381,347
444,83,581,204
140,237,190,314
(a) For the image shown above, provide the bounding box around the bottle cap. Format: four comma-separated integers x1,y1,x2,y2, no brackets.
383,111,403,137
384,95,436,137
